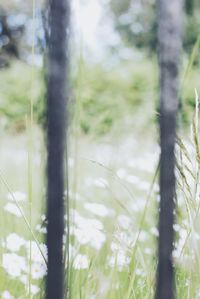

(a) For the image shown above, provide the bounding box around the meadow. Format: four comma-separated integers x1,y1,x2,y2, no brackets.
0,49,200,299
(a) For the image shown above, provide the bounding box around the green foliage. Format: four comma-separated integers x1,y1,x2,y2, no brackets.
109,0,156,52
74,59,157,136
0,54,199,136
108,0,200,54
0,62,45,131
184,16,200,53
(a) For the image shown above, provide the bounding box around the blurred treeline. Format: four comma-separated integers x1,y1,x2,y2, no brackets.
109,0,200,53
0,0,199,135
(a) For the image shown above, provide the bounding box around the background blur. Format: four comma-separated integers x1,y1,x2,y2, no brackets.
0,0,200,135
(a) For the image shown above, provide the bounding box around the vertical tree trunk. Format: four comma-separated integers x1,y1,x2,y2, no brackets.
155,1,183,299
46,0,70,298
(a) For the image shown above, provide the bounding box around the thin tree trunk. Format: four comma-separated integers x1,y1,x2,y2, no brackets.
46,0,70,298
155,1,183,299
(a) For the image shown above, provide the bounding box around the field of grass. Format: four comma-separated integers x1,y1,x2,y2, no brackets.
0,52,200,298
1,103,200,298
0,123,159,298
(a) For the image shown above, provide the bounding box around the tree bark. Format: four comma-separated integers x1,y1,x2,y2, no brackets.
155,1,183,299
46,0,70,298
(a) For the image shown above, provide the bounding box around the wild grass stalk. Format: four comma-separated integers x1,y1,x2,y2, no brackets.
176,91,200,299
28,0,36,296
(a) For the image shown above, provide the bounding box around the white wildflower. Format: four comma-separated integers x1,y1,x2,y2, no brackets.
125,175,139,185
31,262,47,279
73,227,106,250
173,224,181,232
7,191,26,202
30,284,40,295
108,252,130,271
129,156,156,173
6,233,26,252
73,213,103,231
153,184,159,193
138,230,148,242
41,214,46,222
137,180,150,191
115,232,133,249
111,231,133,257
2,291,14,299
156,195,160,202
68,244,76,260
70,211,106,249
144,247,153,255
117,168,126,179
67,191,83,201
150,227,159,237
117,215,132,230
84,177,108,188
94,178,108,188
193,231,200,241
35,224,47,234
131,199,146,212
84,203,111,217
68,157,74,167
3,253,27,277
20,274,28,284
4,203,22,217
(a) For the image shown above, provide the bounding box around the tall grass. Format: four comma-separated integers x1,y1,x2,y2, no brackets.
1,90,200,299
176,90,200,298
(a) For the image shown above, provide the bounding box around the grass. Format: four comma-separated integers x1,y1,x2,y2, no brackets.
0,121,159,298
1,91,200,298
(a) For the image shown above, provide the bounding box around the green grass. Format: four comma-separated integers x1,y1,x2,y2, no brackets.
0,62,45,132
0,51,200,298
0,120,193,298
0,121,160,298
2,111,200,298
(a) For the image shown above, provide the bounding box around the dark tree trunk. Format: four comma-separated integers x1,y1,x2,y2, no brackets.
46,0,70,298
155,1,183,299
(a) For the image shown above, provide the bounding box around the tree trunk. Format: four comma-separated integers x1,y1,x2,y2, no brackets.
46,0,70,298
155,1,183,299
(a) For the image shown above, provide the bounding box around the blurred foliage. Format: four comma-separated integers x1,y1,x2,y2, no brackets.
0,58,157,135
73,58,157,135
108,0,156,52
184,16,200,54
0,56,199,135
0,61,45,132
108,0,200,54
0,8,23,67
0,2,46,68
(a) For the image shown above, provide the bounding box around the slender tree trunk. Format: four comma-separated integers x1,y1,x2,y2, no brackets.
155,1,183,299
46,0,70,298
